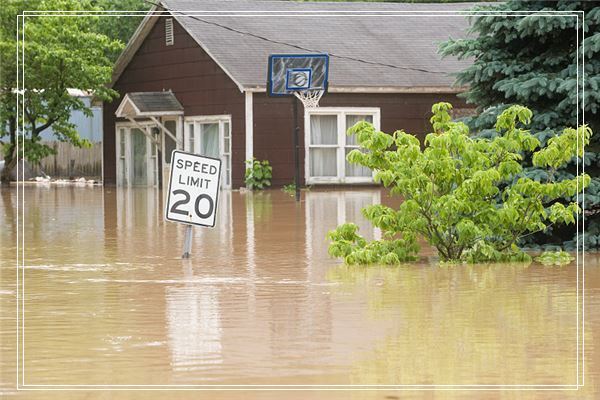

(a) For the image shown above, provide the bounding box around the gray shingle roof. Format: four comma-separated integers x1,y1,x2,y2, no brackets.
161,0,474,90
128,92,183,113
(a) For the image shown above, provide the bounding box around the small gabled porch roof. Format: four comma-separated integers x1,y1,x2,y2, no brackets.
115,92,184,147
115,92,184,118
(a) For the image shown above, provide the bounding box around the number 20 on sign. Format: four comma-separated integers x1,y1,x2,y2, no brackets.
166,151,222,228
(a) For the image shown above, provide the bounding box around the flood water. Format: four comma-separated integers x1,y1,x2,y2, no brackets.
1,185,599,399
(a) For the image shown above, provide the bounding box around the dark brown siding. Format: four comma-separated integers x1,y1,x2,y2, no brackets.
104,16,472,188
252,92,470,187
103,15,245,186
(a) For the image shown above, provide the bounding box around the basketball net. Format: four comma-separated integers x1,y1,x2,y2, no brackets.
293,89,324,108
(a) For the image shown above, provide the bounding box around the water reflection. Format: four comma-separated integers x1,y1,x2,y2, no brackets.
0,186,598,398
166,267,223,371
327,263,589,387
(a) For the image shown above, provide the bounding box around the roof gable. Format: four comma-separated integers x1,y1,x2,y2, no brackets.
113,0,475,92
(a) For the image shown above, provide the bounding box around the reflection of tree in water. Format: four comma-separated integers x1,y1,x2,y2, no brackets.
245,191,272,223
327,263,587,387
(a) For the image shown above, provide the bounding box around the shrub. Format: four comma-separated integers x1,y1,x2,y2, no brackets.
327,103,591,264
245,158,272,190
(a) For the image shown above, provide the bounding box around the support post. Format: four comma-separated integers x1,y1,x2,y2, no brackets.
292,96,301,202
182,224,193,259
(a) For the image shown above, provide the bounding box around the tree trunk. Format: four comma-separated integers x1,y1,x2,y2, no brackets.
1,146,17,184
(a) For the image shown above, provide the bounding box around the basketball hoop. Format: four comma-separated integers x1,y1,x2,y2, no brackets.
267,53,329,202
293,89,324,108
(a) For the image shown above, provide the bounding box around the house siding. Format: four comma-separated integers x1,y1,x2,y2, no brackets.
252,92,470,187
104,14,473,189
103,15,245,187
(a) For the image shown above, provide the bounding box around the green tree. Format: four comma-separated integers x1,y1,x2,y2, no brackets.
439,1,600,249
0,0,122,183
327,103,590,264
91,0,151,62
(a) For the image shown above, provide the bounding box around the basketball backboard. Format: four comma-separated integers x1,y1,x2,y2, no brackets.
267,54,329,97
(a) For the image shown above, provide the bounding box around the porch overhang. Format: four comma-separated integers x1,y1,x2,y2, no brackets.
115,91,184,118
115,92,184,147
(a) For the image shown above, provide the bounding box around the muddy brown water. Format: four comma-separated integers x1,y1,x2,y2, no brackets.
0,186,599,399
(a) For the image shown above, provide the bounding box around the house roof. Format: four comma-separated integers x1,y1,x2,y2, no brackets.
115,92,184,117
113,0,475,93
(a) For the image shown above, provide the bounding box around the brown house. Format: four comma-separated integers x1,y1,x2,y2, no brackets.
104,0,473,189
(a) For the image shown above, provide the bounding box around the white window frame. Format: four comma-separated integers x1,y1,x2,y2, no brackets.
115,121,159,187
304,107,381,185
184,115,232,189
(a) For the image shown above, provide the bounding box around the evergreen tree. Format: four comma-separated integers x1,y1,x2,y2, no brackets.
440,0,600,249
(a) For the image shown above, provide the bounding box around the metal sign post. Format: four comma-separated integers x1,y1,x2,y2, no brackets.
165,150,222,258
182,225,193,259
292,96,301,202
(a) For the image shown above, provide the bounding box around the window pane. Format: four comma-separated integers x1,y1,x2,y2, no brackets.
346,114,373,145
188,124,194,152
200,123,219,158
345,148,372,177
224,122,230,138
119,129,126,158
310,115,337,145
310,148,337,177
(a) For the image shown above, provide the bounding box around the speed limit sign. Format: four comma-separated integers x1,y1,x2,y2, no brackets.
166,150,221,227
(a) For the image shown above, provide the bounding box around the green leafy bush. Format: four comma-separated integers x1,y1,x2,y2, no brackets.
534,251,575,266
245,158,272,190
327,103,591,265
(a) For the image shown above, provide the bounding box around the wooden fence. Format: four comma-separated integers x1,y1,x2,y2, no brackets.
0,141,102,179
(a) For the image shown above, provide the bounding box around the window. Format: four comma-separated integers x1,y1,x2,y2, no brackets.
305,108,380,184
165,18,174,46
184,115,232,189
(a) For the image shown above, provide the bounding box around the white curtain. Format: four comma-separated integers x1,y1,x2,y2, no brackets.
345,115,373,145
310,148,337,176
310,115,337,177
201,123,220,158
310,115,337,145
345,115,373,177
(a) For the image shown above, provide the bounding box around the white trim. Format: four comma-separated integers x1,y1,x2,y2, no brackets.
137,110,183,116
185,114,232,122
115,94,141,117
304,107,381,185
245,91,253,162
328,86,466,94
234,86,465,94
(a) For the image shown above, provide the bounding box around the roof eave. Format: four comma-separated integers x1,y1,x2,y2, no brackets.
244,86,467,94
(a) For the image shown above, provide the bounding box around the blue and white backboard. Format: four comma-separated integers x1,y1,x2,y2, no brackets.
268,54,329,96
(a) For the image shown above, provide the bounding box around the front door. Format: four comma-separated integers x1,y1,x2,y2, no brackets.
116,125,158,187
